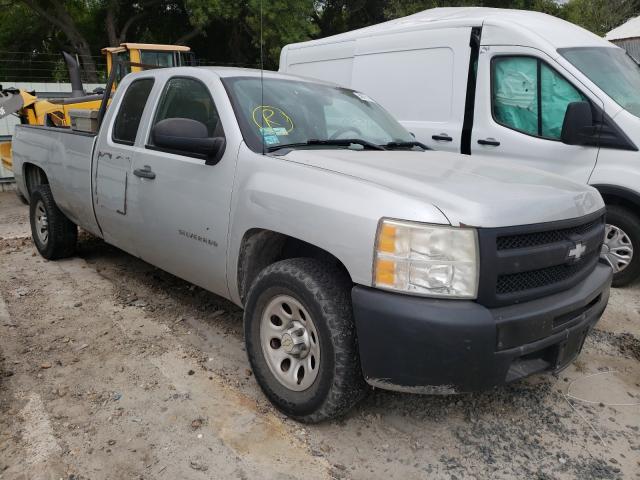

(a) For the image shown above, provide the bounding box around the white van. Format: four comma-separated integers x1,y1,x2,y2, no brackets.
280,7,640,286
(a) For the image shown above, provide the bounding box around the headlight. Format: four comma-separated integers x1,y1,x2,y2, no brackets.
373,219,479,299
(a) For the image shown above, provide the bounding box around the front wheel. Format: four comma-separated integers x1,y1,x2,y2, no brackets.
603,205,640,287
244,258,366,423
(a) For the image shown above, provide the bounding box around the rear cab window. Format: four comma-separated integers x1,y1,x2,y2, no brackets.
112,78,155,145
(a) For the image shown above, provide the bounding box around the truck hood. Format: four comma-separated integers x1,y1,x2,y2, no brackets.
282,149,603,228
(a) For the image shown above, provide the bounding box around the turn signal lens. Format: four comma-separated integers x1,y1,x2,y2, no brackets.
378,224,397,253
373,219,479,299
375,259,396,285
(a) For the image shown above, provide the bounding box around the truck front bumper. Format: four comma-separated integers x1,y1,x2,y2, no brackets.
352,263,612,394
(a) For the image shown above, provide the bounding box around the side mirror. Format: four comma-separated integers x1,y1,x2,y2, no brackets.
151,117,225,165
561,101,596,146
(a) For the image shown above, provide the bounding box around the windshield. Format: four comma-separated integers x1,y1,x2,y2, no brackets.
222,76,414,152
140,51,175,68
560,47,640,118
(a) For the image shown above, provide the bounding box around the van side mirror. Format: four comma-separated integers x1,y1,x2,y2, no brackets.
561,101,596,146
151,117,225,165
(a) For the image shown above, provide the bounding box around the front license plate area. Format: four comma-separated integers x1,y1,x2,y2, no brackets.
554,328,589,371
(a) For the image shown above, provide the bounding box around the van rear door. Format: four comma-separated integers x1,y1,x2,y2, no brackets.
350,27,472,152
471,46,602,183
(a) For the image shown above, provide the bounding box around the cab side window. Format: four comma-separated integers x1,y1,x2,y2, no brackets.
112,78,154,145
152,77,223,139
492,56,586,140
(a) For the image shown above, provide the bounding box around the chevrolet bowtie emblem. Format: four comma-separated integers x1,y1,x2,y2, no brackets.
568,242,586,261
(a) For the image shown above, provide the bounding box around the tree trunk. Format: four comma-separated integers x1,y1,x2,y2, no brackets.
74,41,99,83
19,0,100,82
105,3,119,47
176,28,202,45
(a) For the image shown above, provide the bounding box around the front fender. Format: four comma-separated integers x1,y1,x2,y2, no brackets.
226,148,450,305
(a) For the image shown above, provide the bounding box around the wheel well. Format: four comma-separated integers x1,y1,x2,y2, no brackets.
23,163,49,198
597,192,640,218
237,229,352,305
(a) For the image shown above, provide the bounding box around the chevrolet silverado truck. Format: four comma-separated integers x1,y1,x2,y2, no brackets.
12,67,612,422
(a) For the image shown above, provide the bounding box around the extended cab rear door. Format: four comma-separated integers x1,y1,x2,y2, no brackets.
471,45,603,183
93,76,156,255
128,73,238,298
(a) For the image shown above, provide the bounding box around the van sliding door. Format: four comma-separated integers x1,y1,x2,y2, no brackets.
351,27,472,152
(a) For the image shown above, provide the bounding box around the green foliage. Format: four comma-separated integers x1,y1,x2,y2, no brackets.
2,0,639,82
564,0,640,36
0,3,65,81
384,0,565,19
185,0,317,68
52,59,71,83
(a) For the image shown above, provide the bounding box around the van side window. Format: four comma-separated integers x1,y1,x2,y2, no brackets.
492,57,586,140
152,77,223,139
540,63,585,138
492,57,539,136
112,78,154,145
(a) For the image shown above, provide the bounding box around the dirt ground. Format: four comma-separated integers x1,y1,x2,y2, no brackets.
0,190,639,480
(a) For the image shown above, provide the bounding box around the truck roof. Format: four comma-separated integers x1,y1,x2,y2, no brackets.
283,7,611,51
130,65,339,86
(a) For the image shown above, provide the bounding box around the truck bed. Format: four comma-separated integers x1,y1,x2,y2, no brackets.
12,125,101,236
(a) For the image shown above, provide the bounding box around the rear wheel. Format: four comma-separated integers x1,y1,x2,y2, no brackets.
244,258,366,423
29,185,77,259
603,205,640,287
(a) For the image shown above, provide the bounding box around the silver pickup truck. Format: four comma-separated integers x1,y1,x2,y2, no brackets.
12,67,612,422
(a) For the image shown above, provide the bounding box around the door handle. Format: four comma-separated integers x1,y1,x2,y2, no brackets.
432,134,453,142
478,138,501,147
133,165,156,179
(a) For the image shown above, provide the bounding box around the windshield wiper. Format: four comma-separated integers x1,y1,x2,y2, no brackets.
384,141,429,150
266,138,385,153
308,138,385,150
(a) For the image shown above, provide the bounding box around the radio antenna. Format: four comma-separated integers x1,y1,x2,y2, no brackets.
260,0,265,155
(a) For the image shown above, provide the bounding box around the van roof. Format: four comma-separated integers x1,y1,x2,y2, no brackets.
285,7,612,51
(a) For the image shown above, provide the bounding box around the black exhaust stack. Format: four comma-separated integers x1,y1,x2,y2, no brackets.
62,51,85,98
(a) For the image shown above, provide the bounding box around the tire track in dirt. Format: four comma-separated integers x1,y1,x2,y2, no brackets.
57,256,332,479
18,392,62,467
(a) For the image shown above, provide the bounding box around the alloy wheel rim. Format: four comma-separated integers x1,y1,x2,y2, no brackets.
34,200,49,245
259,294,320,391
602,223,634,273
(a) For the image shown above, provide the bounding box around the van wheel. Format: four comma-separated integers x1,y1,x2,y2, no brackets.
603,205,640,287
244,258,366,423
29,185,77,260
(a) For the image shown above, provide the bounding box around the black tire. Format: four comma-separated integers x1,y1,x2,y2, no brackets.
605,205,640,287
244,258,367,423
29,185,77,260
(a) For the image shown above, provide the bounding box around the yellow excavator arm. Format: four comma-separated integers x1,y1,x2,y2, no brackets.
0,43,193,170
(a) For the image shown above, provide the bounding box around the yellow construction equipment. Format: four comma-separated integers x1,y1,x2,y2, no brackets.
0,43,194,170
103,43,193,86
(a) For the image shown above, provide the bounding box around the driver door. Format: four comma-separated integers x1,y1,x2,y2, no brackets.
128,75,235,297
471,46,602,184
